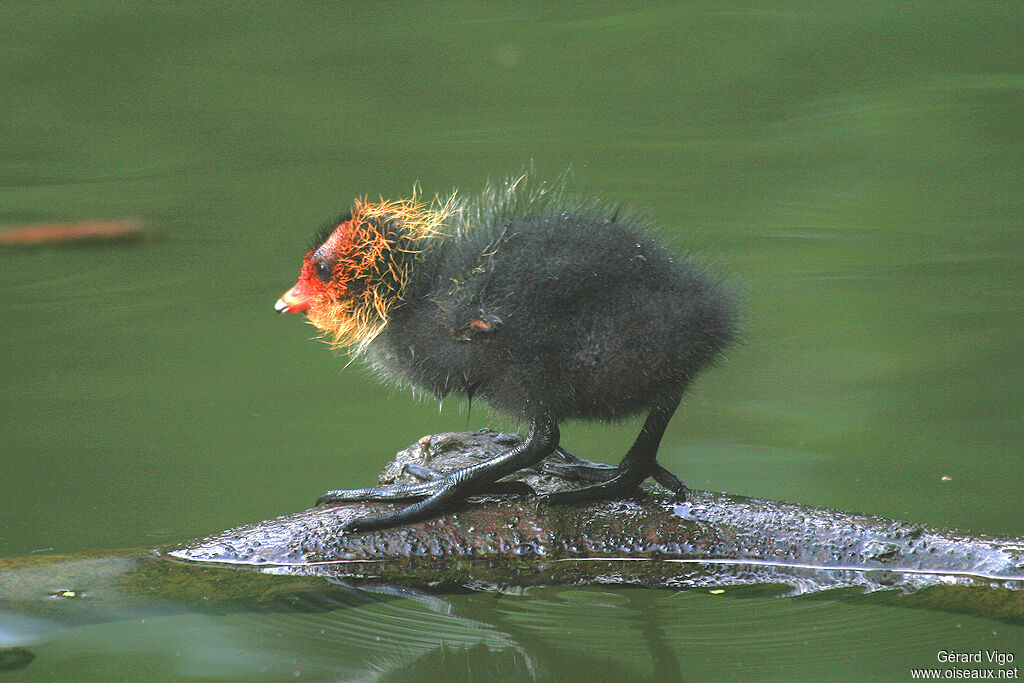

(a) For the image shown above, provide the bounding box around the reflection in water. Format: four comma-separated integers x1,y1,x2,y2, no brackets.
7,568,1022,681
1,574,537,681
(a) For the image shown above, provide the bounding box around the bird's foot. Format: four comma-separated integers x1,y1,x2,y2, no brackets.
317,478,439,505
539,456,689,505
317,476,467,532
402,463,527,495
318,416,560,532
317,466,535,532
536,446,620,483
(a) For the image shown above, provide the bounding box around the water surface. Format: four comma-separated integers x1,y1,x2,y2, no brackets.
1,2,1022,680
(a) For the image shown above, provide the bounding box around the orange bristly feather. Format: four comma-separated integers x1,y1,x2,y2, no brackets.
306,191,454,354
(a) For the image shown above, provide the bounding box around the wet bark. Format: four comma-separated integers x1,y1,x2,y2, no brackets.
170,430,1024,596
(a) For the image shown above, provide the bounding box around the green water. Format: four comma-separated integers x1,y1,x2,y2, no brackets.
1,2,1022,680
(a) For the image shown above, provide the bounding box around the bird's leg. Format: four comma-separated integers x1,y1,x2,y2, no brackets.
542,395,687,504
319,416,559,531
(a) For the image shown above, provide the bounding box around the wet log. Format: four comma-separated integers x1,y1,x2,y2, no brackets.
170,430,1024,597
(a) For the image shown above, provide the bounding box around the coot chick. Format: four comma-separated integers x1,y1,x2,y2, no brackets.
276,176,736,531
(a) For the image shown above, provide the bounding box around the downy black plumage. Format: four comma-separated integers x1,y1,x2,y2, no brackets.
276,175,736,531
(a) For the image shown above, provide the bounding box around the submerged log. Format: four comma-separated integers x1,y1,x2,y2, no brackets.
170,430,1024,598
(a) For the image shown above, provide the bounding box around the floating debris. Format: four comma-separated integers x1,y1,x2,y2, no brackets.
0,219,153,248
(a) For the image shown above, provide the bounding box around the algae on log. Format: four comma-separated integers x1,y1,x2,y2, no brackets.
170,430,1024,596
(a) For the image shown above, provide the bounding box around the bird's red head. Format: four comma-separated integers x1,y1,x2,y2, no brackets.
276,194,450,351
275,208,383,314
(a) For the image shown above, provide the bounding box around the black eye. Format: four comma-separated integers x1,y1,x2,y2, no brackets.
314,260,332,282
